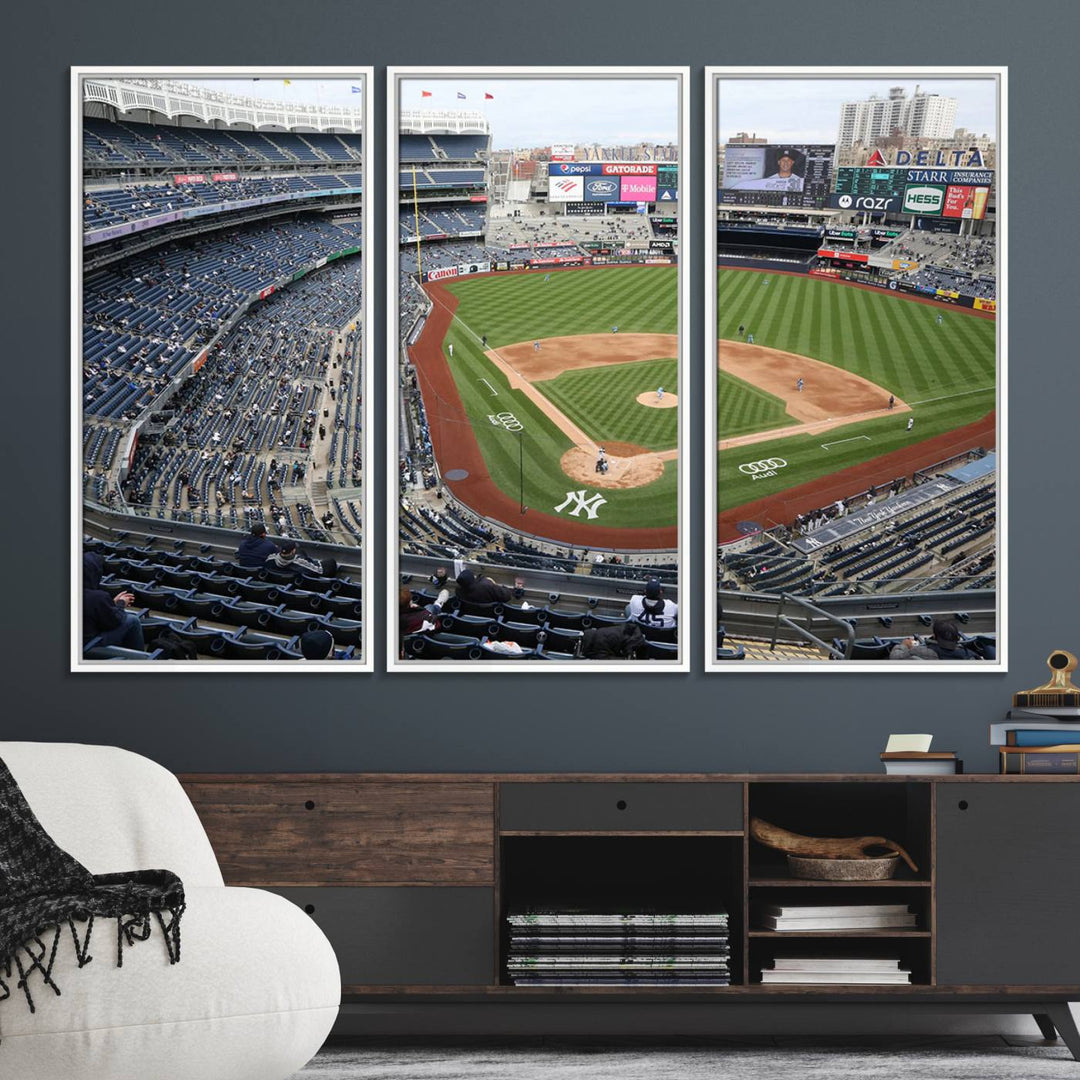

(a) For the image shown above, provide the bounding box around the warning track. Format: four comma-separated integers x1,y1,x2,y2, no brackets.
409,280,678,549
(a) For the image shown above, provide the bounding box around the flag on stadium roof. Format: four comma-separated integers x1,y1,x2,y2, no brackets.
485,93,494,100
421,90,432,98
350,86,361,93
457,92,466,99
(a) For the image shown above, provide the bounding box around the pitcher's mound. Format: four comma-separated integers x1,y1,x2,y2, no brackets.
637,391,678,409
560,445,664,490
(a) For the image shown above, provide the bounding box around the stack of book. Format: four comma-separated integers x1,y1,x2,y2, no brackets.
992,707,1080,774
505,909,730,986
761,956,912,985
880,751,961,775
758,902,917,931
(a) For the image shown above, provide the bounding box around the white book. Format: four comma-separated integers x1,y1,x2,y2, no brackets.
761,970,912,984
763,904,910,919
884,760,957,775
761,914,917,931
770,957,902,972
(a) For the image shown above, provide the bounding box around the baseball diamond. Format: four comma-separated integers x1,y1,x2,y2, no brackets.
410,266,679,548
716,269,996,540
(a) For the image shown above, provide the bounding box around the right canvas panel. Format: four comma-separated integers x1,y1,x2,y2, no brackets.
707,69,1005,671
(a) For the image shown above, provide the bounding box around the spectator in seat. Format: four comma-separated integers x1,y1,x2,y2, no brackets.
889,637,939,660
923,618,989,660
299,629,335,660
626,577,678,629
83,552,145,651
454,567,523,606
399,585,450,641
266,539,323,576
235,521,278,568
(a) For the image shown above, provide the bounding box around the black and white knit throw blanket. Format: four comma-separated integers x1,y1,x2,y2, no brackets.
0,755,185,1022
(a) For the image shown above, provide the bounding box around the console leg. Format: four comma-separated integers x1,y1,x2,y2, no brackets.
1045,1004,1080,1061
1034,1013,1058,1040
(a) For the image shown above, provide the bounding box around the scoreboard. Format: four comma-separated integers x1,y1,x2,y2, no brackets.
835,169,907,198
719,144,834,209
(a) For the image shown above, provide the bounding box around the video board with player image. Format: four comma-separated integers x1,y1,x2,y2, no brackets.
719,143,834,208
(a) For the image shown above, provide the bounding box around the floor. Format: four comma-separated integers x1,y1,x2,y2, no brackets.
292,1036,1078,1079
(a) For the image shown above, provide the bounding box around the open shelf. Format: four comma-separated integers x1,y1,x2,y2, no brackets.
749,930,931,938
500,835,744,988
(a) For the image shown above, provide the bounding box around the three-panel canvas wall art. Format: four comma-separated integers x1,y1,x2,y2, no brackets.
73,67,1003,672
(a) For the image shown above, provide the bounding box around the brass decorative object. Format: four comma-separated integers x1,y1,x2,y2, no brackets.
1013,651,1080,708
750,817,919,874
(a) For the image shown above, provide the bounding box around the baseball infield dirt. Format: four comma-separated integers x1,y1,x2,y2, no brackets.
719,340,908,450
490,333,678,382
637,391,678,409
487,334,679,490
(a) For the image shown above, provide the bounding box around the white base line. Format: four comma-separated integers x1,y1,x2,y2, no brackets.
821,435,871,450
909,386,995,407
480,378,498,396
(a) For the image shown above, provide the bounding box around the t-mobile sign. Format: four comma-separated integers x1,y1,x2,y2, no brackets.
620,176,657,200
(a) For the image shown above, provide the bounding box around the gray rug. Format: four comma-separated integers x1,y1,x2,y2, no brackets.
291,1042,1077,1079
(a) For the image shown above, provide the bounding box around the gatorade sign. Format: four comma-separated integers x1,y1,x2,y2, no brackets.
902,184,946,216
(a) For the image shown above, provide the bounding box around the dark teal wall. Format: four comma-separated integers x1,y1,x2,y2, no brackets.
6,0,1076,775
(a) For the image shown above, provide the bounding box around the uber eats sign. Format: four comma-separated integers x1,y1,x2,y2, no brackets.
902,183,946,216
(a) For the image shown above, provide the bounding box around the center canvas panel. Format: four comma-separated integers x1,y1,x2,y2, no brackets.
389,68,688,670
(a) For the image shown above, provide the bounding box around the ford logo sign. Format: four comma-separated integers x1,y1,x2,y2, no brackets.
588,180,618,195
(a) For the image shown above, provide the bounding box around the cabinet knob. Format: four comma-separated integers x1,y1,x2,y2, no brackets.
958,800,969,811
304,904,316,915
616,800,628,811
305,800,316,811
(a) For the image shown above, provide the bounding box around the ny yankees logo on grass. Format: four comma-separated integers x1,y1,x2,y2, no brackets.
554,490,608,519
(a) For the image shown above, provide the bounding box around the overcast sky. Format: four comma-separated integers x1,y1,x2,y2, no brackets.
400,78,679,149
718,78,997,144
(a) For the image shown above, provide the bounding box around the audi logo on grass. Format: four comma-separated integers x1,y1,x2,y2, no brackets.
739,457,787,480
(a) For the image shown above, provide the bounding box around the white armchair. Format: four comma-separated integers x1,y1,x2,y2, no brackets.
0,742,339,1080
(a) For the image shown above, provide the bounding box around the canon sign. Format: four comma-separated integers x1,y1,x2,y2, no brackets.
902,185,945,214
601,163,657,176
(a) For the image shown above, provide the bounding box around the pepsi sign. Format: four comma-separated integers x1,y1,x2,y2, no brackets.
550,162,601,176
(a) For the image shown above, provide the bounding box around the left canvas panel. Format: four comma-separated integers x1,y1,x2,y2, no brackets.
73,70,374,670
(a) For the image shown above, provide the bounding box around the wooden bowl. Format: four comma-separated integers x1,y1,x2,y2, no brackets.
786,853,900,881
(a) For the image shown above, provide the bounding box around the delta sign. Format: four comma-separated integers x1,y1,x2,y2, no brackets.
865,147,986,168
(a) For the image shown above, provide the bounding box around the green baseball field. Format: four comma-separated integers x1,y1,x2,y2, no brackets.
716,269,997,514
420,266,679,537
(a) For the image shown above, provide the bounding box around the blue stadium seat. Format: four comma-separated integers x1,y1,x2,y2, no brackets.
500,602,545,626
403,632,483,660
642,640,679,660
210,629,294,660
543,627,584,654
716,645,746,660
440,612,500,637
542,608,587,631
495,621,544,648
319,616,363,647
636,622,678,644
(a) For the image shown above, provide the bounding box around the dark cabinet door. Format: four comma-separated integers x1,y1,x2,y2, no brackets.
272,886,495,986
936,783,1080,986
